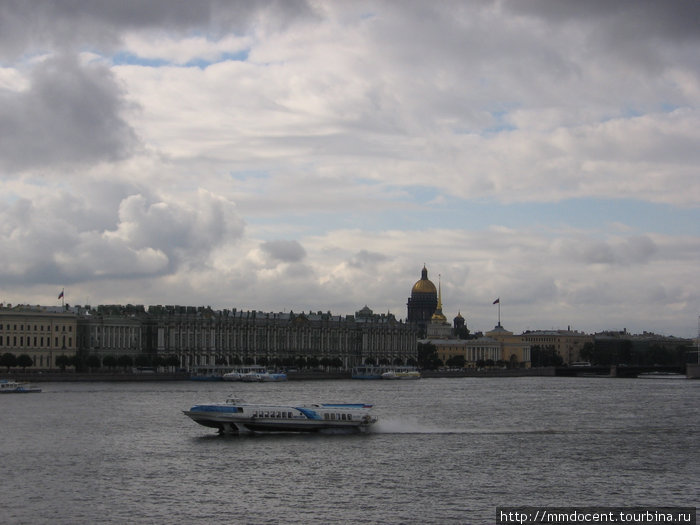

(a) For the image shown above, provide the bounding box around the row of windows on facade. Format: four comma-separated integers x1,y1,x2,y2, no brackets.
0,336,72,348
0,324,73,332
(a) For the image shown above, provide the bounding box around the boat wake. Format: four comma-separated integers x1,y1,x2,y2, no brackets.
370,417,577,436
371,417,467,434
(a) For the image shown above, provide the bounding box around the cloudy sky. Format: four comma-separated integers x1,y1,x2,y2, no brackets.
1,0,698,337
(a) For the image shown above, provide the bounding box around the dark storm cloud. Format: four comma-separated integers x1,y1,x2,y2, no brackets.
505,0,700,41
260,240,306,263
348,250,389,269
0,53,137,170
0,0,315,60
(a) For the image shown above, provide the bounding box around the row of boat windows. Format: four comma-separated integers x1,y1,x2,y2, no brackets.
250,410,354,421
323,413,354,421
252,411,295,419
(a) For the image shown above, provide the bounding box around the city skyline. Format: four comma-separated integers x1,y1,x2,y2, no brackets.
1,2,698,338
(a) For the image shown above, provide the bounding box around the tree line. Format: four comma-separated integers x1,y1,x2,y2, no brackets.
0,352,180,372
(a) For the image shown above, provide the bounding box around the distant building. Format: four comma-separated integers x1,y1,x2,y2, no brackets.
77,305,143,361
483,323,531,367
0,305,78,369
520,328,592,364
2,301,418,371
463,336,502,366
77,304,418,370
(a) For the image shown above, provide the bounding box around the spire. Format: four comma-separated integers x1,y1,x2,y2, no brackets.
431,274,447,323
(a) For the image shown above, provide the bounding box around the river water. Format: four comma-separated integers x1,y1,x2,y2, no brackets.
1,377,698,524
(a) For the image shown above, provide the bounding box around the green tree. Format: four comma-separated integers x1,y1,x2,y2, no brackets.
17,354,33,370
446,355,466,369
530,345,563,367
55,354,71,371
509,354,520,368
86,355,101,370
117,355,133,370
455,325,470,339
102,355,117,369
135,354,152,368
417,343,442,370
1,352,17,372
581,339,632,366
648,344,673,366
580,342,595,363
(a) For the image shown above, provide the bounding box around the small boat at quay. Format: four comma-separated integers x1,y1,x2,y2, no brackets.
381,367,421,380
352,365,421,380
222,366,287,382
637,371,686,379
351,366,383,379
184,398,377,434
0,379,42,393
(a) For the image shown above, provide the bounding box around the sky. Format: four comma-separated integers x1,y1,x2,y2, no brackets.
1,0,699,338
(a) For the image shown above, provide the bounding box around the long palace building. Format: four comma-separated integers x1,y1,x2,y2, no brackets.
0,303,418,371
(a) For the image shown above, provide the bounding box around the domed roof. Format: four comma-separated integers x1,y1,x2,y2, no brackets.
411,266,437,295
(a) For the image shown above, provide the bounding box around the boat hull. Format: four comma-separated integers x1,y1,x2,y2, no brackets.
184,401,377,434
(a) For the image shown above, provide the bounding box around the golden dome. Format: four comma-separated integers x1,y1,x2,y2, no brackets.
412,279,437,294
411,266,437,295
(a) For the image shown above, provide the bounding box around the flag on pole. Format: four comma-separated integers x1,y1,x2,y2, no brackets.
58,289,64,300
493,298,500,304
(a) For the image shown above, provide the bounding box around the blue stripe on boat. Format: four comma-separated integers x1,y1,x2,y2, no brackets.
295,407,321,420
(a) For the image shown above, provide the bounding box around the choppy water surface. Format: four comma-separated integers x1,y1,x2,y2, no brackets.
1,377,698,524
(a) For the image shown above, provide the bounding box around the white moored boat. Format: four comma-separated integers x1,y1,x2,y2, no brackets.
0,379,42,393
222,366,287,382
184,398,377,434
381,367,421,380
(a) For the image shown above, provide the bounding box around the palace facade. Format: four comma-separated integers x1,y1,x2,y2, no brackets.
0,307,77,369
1,303,418,370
